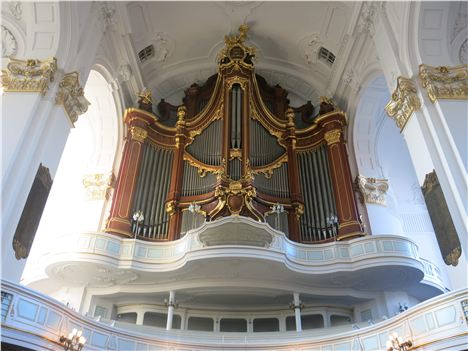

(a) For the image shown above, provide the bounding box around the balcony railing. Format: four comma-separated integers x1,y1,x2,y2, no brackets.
1,280,467,350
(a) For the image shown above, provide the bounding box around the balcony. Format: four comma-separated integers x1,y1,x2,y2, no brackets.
1,280,467,350
25,216,445,296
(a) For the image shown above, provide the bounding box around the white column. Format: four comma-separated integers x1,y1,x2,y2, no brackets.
179,309,187,330
323,309,330,328
136,310,145,325
166,291,176,330
279,315,286,332
293,292,302,332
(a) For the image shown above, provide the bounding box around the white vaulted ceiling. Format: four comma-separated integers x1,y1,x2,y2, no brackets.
125,1,357,105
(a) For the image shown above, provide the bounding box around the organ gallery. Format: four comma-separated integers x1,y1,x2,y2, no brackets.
106,25,364,243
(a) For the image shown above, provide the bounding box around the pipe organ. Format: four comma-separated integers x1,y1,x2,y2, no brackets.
106,25,364,243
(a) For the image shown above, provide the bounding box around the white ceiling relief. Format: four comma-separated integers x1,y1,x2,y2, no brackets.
1,25,17,57
123,1,356,104
298,33,323,65
152,32,174,63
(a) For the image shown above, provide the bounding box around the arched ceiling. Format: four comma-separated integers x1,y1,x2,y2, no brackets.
125,1,357,105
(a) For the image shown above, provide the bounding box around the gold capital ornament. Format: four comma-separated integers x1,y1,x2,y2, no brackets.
324,129,342,145
355,175,389,206
1,57,57,95
385,76,421,131
55,72,90,125
130,126,148,143
419,64,468,103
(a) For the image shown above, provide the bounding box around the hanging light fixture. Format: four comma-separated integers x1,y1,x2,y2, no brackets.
59,328,86,351
386,332,412,351
132,210,144,237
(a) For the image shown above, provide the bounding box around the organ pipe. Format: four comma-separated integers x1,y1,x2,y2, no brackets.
298,145,337,242
131,143,173,239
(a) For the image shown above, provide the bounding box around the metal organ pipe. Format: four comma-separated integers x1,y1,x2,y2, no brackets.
187,120,222,166
131,144,173,240
298,146,337,242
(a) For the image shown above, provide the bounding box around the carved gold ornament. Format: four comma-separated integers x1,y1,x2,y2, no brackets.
138,88,153,105
218,24,256,69
55,72,90,125
419,64,468,103
229,148,242,160
324,129,341,145
177,105,187,126
252,153,288,178
1,57,57,95
83,172,115,201
184,152,223,177
165,200,177,217
355,175,389,206
286,108,295,127
385,76,421,131
294,203,304,221
130,126,148,143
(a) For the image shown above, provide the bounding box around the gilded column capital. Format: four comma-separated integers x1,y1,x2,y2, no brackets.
385,76,421,132
130,126,148,143
82,172,115,201
355,175,389,206
324,129,342,145
55,72,90,125
419,64,468,103
1,57,57,95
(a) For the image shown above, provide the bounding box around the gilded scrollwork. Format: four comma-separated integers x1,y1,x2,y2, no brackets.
165,200,177,217
385,76,421,131
55,72,90,125
324,129,341,145
229,148,242,160
252,154,288,179
1,57,57,95
218,24,256,70
355,175,389,206
83,172,115,201
183,152,223,177
419,64,468,103
130,126,148,143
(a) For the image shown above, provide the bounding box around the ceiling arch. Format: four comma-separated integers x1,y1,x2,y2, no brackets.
125,1,356,105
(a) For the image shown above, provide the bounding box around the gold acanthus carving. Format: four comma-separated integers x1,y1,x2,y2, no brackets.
324,129,341,145
229,148,242,160
165,200,177,217
419,64,468,103
226,76,249,90
294,203,304,221
130,126,148,143
1,57,57,95
385,76,421,131
355,175,389,206
183,152,223,177
252,153,288,178
83,172,115,201
55,72,90,125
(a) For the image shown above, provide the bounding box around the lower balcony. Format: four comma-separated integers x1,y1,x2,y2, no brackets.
1,280,467,350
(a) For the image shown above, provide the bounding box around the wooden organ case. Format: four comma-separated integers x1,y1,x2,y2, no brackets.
106,25,364,243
